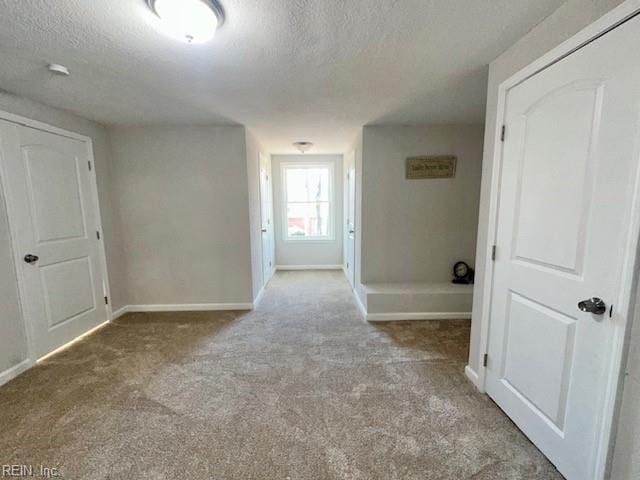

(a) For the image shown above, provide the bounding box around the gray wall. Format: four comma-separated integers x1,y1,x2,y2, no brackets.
108,125,254,306
272,154,343,267
360,125,483,284
0,91,124,374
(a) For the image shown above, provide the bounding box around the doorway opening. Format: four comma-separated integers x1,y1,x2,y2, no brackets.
261,153,353,286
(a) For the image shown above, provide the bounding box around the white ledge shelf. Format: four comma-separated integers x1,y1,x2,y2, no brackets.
361,281,473,320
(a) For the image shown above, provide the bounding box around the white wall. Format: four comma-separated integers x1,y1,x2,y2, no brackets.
0,91,124,378
108,125,254,306
245,130,266,301
272,154,343,267
360,125,483,284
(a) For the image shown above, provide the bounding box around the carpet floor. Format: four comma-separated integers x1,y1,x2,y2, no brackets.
0,271,563,479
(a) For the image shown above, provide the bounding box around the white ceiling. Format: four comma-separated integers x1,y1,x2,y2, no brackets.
0,0,564,153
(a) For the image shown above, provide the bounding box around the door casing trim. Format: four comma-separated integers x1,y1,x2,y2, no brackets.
471,2,640,478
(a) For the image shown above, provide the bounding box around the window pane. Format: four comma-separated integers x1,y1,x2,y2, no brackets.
286,167,330,202
287,202,329,238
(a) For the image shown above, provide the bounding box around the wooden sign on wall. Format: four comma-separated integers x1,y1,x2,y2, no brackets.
406,155,457,179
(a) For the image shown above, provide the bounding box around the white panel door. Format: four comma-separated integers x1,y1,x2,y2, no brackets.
486,15,640,480
259,153,274,285
0,121,107,358
344,151,356,288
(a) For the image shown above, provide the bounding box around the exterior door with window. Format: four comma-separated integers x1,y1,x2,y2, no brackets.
0,121,108,358
485,15,640,480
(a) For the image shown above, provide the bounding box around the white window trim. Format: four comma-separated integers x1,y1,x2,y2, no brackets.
280,161,335,243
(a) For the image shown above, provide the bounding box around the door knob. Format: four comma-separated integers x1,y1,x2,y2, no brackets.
261,229,267,233
578,297,606,315
24,254,39,264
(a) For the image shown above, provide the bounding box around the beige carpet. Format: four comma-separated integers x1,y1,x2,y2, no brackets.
0,271,563,479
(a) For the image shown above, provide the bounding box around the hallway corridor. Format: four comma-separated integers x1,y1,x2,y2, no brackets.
0,271,562,479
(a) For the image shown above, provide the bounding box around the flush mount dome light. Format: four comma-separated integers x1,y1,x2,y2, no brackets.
293,141,313,153
146,0,225,44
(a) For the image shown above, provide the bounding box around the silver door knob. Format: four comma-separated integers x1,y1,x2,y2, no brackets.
261,229,267,233
578,297,606,315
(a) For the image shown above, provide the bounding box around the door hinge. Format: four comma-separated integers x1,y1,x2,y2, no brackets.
346,262,349,269
491,245,497,261
96,230,101,240
88,161,92,171
500,125,506,142
483,353,489,368
104,296,109,305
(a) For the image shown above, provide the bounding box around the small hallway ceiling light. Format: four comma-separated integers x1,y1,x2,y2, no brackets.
146,0,225,44
293,141,313,153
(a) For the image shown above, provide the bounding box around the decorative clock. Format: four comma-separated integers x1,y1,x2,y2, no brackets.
452,261,474,285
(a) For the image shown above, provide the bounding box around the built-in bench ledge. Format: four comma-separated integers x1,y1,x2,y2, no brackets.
361,282,473,322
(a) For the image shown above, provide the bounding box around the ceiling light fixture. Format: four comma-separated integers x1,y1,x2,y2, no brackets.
146,0,225,44
293,141,313,154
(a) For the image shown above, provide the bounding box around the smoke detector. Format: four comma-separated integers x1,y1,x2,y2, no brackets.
47,64,70,76
293,141,313,153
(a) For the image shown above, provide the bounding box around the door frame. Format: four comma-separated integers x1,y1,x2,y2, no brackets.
343,150,356,288
472,2,640,478
258,152,275,285
0,110,112,367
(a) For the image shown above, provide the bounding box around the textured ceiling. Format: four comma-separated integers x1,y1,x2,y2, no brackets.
0,0,564,153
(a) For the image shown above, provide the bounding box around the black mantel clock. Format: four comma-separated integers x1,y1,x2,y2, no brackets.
452,261,474,285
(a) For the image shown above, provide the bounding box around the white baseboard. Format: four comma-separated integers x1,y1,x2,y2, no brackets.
0,359,34,387
276,265,343,271
253,286,265,307
354,291,367,319
111,305,129,320
112,302,259,319
126,303,254,313
465,365,484,392
366,311,472,322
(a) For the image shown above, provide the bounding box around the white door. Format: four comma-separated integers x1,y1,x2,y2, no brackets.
344,151,356,288
259,153,274,284
486,15,640,480
0,121,108,358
